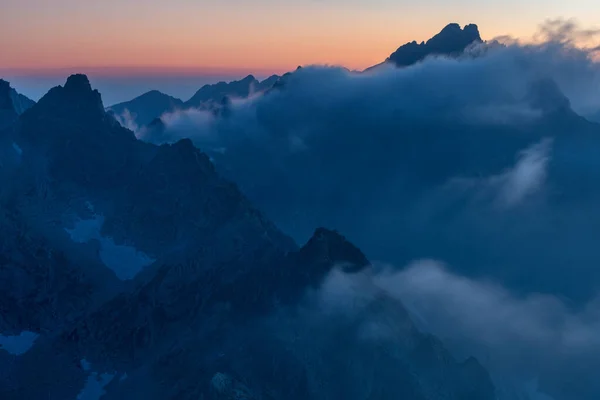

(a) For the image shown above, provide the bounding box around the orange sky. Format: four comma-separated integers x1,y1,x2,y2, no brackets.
1,0,599,75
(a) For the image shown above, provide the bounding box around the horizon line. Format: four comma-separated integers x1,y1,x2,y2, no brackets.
0,65,297,78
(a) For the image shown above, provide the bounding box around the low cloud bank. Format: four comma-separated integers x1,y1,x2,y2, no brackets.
309,261,600,399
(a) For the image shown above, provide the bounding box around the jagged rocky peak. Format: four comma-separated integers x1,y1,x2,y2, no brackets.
427,22,482,50
388,22,482,67
463,23,481,38
64,73,93,92
36,73,105,115
298,227,370,272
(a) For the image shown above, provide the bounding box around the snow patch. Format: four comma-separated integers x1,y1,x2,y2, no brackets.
0,331,39,355
66,213,155,280
76,360,116,400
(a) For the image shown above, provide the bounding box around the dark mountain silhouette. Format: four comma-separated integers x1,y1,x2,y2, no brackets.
185,74,259,108
107,90,184,127
0,74,495,400
365,23,483,71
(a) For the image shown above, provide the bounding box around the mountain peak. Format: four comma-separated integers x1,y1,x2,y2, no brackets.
298,227,369,272
387,22,482,67
440,22,462,33
427,22,481,48
34,74,105,116
64,74,92,92
463,23,480,37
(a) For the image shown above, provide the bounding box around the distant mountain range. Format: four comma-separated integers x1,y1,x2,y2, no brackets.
107,74,281,129
108,90,184,127
106,23,486,132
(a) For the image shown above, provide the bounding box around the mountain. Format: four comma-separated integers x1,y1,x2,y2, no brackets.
107,90,184,128
0,73,295,334
185,74,260,108
0,74,496,400
366,23,483,71
5,227,496,400
107,75,281,130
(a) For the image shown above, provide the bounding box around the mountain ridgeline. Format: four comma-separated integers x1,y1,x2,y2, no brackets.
107,74,280,130
0,69,498,400
106,22,486,133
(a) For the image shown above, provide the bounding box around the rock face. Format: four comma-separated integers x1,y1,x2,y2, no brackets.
387,23,482,67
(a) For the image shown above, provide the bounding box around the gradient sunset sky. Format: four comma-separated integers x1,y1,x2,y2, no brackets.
1,0,599,104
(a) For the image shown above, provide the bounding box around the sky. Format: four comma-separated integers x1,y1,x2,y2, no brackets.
1,0,599,103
